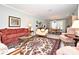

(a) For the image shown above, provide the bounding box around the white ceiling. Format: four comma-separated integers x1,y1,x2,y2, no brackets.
6,4,78,19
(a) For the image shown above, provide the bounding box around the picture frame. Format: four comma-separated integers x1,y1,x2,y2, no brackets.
9,16,21,27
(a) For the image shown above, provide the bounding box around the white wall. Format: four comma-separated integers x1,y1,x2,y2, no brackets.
0,5,46,31
78,5,79,19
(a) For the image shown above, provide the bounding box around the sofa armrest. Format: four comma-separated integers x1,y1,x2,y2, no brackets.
62,33,74,35
61,32,75,39
0,32,7,43
0,32,3,42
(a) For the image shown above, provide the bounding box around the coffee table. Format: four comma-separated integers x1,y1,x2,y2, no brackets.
19,35,34,43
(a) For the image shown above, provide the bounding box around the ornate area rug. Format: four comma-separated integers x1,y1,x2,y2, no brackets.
24,36,61,55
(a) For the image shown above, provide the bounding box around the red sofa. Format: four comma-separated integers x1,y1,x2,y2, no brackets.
0,28,30,47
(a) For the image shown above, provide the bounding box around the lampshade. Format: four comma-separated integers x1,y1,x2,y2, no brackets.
28,24,32,27
72,20,79,28
71,20,79,36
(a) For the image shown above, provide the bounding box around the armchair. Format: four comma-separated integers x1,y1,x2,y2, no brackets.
36,28,48,36
59,27,75,46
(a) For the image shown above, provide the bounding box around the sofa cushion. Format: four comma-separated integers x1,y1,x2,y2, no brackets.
6,32,27,39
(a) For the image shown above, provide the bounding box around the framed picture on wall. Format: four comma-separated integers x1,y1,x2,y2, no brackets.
9,16,21,27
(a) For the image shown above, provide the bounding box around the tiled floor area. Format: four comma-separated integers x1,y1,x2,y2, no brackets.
47,34,60,39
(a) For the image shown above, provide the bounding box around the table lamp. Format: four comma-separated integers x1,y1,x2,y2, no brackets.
72,20,79,36
28,24,32,30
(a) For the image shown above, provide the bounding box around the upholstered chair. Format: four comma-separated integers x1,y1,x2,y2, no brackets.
36,28,48,36
59,27,75,46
